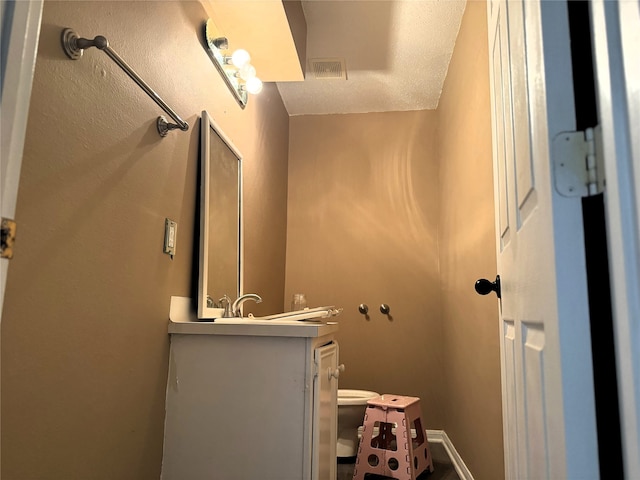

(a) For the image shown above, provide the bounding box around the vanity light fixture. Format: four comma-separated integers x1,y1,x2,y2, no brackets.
203,19,263,108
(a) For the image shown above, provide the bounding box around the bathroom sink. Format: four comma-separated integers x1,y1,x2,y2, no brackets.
214,306,342,324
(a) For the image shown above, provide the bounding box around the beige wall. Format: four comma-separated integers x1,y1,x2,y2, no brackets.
286,2,504,479
286,111,446,426
1,2,288,478
437,2,504,479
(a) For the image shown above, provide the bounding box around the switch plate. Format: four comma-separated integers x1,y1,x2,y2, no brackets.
164,218,177,258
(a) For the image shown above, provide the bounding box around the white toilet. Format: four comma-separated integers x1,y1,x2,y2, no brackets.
337,389,380,458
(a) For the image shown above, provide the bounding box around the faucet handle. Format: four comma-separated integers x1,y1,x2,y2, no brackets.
219,295,232,317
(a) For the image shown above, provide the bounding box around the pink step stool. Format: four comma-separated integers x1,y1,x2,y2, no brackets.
352,394,434,480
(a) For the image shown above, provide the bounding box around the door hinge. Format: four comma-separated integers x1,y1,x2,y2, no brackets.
1,218,17,259
313,358,319,379
552,125,605,197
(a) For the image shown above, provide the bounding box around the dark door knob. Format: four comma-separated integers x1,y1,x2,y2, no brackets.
475,275,501,298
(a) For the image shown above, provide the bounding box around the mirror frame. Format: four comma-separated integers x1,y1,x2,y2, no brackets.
197,111,243,319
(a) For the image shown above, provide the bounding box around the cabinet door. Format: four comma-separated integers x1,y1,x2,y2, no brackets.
313,341,338,480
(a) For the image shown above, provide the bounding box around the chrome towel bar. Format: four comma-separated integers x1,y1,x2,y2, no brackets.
61,28,189,137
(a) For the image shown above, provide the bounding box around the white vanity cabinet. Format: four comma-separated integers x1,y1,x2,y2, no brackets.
161,321,339,480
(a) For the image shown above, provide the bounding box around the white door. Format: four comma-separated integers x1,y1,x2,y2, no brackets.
486,0,599,478
590,1,640,478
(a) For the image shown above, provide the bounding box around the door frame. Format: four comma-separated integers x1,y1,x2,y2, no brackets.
590,1,640,477
1,1,43,476
1,0,43,320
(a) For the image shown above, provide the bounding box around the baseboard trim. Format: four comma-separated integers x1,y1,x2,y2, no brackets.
427,430,475,480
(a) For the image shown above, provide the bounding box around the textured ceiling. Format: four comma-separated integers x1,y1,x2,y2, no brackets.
276,0,467,116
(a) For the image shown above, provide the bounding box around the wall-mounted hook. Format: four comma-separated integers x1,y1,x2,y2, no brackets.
358,304,370,320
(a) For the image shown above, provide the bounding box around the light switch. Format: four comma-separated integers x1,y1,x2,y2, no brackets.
164,218,177,258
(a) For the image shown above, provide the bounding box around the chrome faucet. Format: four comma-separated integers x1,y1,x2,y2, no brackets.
231,293,262,317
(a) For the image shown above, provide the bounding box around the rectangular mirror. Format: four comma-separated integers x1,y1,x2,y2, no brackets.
197,111,242,319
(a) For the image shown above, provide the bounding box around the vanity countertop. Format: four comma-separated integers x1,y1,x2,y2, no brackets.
168,296,339,338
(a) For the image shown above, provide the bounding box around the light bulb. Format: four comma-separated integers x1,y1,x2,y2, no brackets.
238,64,256,81
231,49,250,68
245,77,263,94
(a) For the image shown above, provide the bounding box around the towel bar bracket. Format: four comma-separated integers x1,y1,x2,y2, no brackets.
61,28,189,137
157,116,181,137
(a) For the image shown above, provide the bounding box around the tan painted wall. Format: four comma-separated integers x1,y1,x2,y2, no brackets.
286,111,446,426
286,3,504,479
1,2,288,478
437,2,504,479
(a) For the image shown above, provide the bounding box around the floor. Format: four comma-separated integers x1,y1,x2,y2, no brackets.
337,441,461,480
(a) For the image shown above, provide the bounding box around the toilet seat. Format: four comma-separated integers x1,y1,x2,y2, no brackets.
338,389,380,406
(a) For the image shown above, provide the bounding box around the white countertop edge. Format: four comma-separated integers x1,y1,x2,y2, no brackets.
168,321,339,338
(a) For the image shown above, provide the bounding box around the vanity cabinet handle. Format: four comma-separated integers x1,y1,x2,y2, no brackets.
329,364,346,380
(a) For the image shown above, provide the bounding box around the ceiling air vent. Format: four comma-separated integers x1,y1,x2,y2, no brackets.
308,58,347,80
